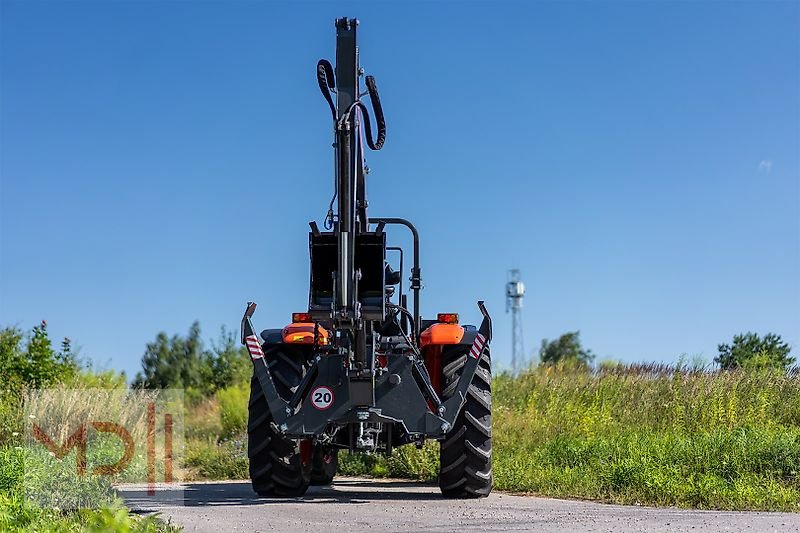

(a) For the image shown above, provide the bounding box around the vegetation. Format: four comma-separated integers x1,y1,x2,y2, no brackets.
0,324,178,532
133,322,207,390
185,436,248,481
145,324,798,511
716,332,794,371
539,331,594,366
133,325,252,481
0,321,78,393
337,362,800,511
133,324,250,402
490,362,799,510
3,319,797,530
0,446,177,532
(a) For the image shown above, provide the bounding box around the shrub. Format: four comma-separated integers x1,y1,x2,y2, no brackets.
185,437,248,480
216,382,249,438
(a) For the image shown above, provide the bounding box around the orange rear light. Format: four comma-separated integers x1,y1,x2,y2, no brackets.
292,312,313,323
437,313,459,324
283,323,330,345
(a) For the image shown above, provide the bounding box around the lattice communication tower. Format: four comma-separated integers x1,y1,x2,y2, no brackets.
506,269,525,374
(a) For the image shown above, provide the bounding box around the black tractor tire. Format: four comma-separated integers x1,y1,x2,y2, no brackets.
438,343,492,498
247,346,311,497
310,445,339,485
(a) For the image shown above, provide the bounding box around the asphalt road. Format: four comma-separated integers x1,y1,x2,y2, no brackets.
118,478,800,533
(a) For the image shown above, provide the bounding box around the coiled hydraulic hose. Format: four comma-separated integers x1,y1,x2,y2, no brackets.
318,58,386,229
317,59,336,121
362,75,385,150
316,59,386,151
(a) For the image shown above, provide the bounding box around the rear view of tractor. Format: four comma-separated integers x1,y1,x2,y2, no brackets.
241,18,493,498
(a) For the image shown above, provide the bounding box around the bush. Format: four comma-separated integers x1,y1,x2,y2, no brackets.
184,396,222,441
185,436,248,480
0,390,21,445
0,445,178,531
69,368,127,389
216,382,249,439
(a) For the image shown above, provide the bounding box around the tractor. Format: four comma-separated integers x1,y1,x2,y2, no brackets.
241,17,493,498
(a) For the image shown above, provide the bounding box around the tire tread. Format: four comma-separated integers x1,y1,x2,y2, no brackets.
248,346,310,498
438,345,492,498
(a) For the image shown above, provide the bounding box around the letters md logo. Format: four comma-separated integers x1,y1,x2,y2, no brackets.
24,389,184,509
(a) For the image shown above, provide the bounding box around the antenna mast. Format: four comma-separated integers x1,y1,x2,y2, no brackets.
506,269,525,373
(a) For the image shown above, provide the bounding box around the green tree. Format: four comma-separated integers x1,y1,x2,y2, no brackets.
715,332,793,370
133,322,207,390
133,323,251,395
0,321,77,389
539,331,594,366
206,327,250,390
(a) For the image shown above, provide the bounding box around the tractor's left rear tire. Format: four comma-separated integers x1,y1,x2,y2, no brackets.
247,346,311,498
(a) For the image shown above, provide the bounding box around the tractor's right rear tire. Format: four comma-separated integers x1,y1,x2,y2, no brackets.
247,346,310,497
438,343,492,498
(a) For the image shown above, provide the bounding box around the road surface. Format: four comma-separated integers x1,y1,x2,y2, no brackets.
118,478,800,532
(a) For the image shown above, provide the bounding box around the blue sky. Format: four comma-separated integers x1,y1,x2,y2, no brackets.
1,1,798,377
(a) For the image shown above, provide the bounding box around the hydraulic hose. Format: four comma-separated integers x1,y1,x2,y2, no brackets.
364,75,386,150
317,59,336,121
318,59,338,228
318,59,385,149
387,303,416,341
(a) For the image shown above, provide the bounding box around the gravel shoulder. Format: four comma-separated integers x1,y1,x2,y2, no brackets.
118,477,800,533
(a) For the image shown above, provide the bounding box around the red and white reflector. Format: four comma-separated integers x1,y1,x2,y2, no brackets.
469,332,487,360
245,334,264,360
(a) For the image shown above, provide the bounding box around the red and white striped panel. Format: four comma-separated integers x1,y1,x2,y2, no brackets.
469,332,487,360
245,334,264,360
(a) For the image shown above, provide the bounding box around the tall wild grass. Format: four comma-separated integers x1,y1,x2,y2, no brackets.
340,363,800,511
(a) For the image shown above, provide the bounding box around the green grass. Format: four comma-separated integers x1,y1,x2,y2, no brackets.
487,363,800,510
326,364,800,511
0,385,182,531
338,441,439,480
184,436,248,481
494,425,799,509
0,446,179,532
5,321,796,519
0,324,182,530
167,362,800,511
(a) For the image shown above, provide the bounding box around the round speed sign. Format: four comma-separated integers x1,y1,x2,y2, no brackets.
310,386,334,410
